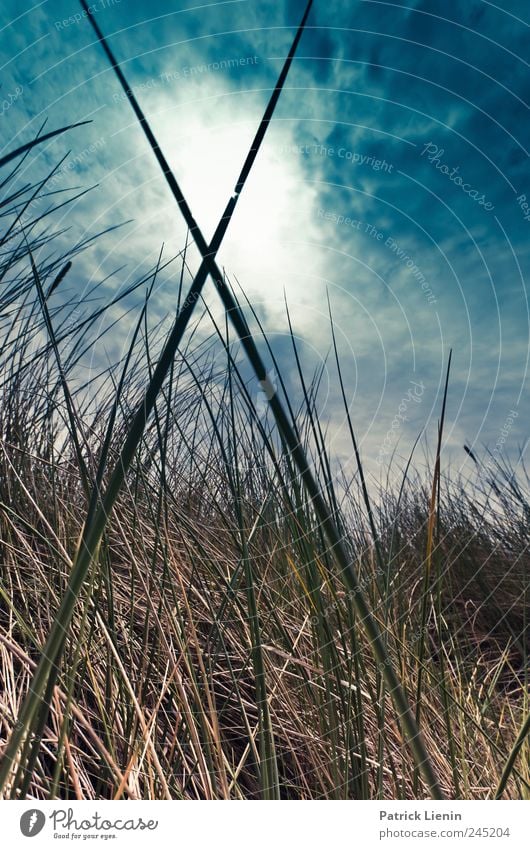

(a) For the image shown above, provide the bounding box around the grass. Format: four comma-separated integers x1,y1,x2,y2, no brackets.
0,3,529,800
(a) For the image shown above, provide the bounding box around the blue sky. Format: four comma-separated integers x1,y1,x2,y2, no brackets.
1,0,529,482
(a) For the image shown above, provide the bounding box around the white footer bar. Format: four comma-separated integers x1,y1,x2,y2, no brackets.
2,800,527,848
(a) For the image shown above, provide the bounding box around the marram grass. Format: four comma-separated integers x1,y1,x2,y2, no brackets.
0,7,528,801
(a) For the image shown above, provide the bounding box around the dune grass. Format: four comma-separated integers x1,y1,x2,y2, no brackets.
0,5,529,800
0,158,528,798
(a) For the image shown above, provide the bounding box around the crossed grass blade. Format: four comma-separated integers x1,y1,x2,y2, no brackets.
88,0,445,796
80,0,444,799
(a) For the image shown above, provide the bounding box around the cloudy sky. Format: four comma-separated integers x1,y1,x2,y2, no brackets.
2,0,529,483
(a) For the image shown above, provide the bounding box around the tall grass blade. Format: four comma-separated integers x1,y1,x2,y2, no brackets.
0,121,91,169
495,712,530,798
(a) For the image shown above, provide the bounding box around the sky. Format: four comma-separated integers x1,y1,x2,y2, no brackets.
1,0,529,484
